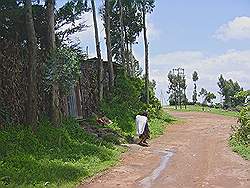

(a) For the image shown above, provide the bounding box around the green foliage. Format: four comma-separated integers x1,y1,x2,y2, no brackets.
199,88,216,105
229,137,250,160
149,112,176,139
192,71,199,82
234,90,250,107
57,0,89,24
230,106,250,160
101,74,144,135
192,71,199,104
44,47,81,95
0,119,123,187
103,0,155,62
231,106,250,146
0,0,25,41
56,0,90,45
206,92,216,103
101,73,162,136
217,74,244,109
167,69,187,107
104,0,143,61
135,0,155,13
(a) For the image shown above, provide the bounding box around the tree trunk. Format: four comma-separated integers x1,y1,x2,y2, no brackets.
75,82,82,117
129,42,134,76
174,91,177,109
179,86,182,109
118,0,126,75
193,82,197,104
46,0,60,126
184,89,187,109
46,0,56,50
25,0,38,128
123,23,130,74
91,0,104,101
142,4,149,105
104,0,114,91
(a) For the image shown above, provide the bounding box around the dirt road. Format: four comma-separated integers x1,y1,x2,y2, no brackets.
79,111,250,188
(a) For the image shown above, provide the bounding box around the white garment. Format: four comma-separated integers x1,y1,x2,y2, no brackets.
136,115,148,135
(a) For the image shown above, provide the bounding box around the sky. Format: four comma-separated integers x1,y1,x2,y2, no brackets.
57,0,250,104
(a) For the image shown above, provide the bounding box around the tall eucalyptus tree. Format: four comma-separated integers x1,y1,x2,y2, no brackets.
46,0,61,126
136,0,155,104
104,0,142,74
118,0,126,74
104,0,114,90
91,0,104,101
25,0,38,127
192,71,199,104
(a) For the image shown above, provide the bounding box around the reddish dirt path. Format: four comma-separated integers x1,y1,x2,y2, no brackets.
79,111,250,188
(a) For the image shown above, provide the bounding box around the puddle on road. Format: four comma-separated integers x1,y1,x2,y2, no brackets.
139,149,174,188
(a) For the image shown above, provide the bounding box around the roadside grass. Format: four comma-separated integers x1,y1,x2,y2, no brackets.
229,106,250,160
0,118,124,188
149,112,177,139
0,111,174,187
166,105,239,117
229,137,250,160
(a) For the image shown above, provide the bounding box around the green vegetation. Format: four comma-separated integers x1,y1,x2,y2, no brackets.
149,112,176,139
101,73,163,138
217,75,247,110
0,0,167,185
230,106,250,160
0,114,174,188
0,114,173,188
230,138,250,160
167,105,239,117
0,119,124,187
0,73,174,187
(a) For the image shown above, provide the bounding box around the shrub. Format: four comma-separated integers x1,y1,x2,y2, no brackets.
231,106,250,145
101,73,162,136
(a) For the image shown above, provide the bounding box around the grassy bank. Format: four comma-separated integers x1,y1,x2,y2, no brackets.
230,106,250,160
0,111,174,188
167,105,239,117
149,112,176,139
0,73,175,187
0,119,124,188
229,137,250,160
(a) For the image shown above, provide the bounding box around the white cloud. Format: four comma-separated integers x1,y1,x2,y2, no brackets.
66,12,107,59
146,15,161,40
214,16,250,41
149,50,250,103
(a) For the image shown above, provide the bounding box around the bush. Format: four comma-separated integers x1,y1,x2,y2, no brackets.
214,103,223,109
231,106,250,145
101,73,162,136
